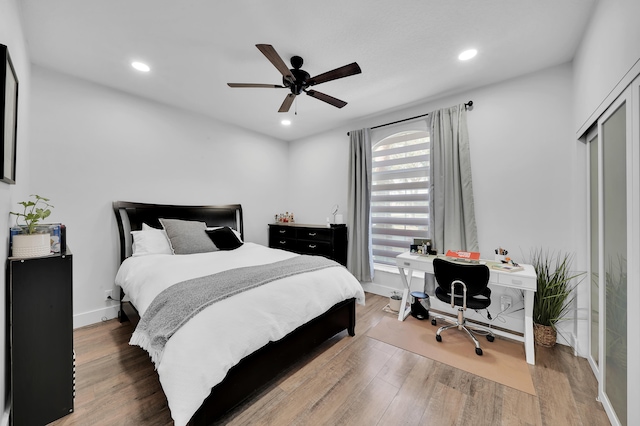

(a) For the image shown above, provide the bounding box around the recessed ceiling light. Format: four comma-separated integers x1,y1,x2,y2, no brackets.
131,61,151,72
281,120,291,126
458,49,477,61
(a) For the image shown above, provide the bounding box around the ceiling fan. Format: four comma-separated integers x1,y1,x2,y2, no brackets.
227,44,362,113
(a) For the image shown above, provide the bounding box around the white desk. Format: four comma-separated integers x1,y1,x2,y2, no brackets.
395,252,537,365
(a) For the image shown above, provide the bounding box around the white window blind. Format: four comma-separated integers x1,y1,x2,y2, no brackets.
371,129,430,266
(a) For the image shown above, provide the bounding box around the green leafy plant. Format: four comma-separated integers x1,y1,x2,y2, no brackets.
530,248,584,329
10,194,54,235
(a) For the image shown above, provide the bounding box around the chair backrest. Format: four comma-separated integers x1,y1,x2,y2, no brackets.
433,258,490,297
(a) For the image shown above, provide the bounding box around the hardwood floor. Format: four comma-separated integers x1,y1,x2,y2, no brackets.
50,293,610,426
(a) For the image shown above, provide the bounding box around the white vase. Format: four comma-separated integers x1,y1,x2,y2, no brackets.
389,296,403,312
12,233,51,258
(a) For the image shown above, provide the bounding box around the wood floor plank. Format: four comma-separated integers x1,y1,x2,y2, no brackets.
424,381,467,425
377,356,440,424
51,293,610,426
329,377,399,426
534,359,582,426
375,346,420,388
501,386,541,426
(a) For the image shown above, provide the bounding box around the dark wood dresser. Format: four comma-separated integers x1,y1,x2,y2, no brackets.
268,223,347,266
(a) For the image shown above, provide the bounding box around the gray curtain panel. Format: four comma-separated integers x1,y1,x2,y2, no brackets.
347,128,374,281
428,105,479,253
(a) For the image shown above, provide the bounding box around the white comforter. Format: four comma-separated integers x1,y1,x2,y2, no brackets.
115,243,365,426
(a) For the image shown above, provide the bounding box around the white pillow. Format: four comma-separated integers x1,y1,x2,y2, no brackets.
206,226,243,242
131,224,173,256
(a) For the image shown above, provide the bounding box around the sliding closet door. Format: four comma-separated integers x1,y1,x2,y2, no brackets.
585,69,640,426
599,94,629,426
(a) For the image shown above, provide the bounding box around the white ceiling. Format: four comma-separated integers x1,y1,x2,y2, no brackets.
18,0,596,142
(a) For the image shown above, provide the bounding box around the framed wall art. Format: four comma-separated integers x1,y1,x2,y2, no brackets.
1,43,18,184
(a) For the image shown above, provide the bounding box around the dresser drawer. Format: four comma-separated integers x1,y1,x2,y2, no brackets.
296,227,333,242
296,240,333,257
270,237,296,251
269,226,295,241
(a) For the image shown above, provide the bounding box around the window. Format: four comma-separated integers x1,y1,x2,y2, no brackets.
371,129,430,266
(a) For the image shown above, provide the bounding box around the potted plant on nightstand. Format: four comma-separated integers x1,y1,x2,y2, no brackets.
530,248,584,347
10,194,54,258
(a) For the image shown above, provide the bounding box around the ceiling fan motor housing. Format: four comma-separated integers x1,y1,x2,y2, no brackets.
283,56,310,95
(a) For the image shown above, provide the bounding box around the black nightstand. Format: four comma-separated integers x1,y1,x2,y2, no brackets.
7,250,74,425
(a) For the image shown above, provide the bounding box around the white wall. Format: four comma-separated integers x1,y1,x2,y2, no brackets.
0,0,32,421
288,63,588,349
28,67,289,327
291,63,578,258
573,0,640,133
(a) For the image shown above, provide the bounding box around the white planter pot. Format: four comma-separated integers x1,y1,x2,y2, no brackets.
389,296,402,312
12,233,51,258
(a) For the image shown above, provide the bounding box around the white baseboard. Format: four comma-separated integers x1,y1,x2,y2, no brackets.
73,303,120,329
361,281,397,297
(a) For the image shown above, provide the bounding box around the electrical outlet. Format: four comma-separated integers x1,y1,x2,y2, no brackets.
500,295,512,311
104,290,112,301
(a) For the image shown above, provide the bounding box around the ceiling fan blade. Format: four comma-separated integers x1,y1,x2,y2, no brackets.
307,62,361,86
227,83,286,88
278,93,296,113
256,44,295,83
305,90,347,108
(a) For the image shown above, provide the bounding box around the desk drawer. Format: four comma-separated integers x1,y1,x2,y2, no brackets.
497,273,530,288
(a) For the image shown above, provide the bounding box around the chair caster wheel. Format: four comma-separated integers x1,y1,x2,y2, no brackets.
435,334,442,342
487,335,495,342
475,348,483,356
431,319,437,326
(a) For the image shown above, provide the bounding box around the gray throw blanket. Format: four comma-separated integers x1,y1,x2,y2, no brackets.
130,255,341,365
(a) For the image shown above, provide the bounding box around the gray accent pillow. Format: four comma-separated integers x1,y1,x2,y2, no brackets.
159,218,218,255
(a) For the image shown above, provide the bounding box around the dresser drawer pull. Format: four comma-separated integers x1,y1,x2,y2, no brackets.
308,232,317,236
308,244,317,249
404,262,411,266
279,240,286,245
279,230,286,234
511,279,523,285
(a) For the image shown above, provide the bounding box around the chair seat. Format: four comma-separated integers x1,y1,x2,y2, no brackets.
435,286,491,310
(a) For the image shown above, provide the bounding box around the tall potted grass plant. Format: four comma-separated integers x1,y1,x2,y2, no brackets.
530,248,584,347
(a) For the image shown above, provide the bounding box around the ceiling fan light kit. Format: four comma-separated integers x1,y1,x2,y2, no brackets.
228,44,361,113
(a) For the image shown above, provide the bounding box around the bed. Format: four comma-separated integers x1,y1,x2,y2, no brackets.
112,201,365,425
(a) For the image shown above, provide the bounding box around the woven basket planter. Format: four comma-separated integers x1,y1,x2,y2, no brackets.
533,323,557,347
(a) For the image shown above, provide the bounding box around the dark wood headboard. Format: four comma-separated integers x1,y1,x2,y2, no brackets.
112,201,243,263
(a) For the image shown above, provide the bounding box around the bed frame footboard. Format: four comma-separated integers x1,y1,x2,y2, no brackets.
188,297,357,425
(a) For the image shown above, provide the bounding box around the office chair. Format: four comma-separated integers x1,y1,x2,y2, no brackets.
431,258,495,356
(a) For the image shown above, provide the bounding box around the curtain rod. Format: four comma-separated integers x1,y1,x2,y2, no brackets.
347,100,473,136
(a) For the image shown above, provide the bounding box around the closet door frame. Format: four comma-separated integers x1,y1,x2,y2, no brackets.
628,75,640,426
585,124,599,377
